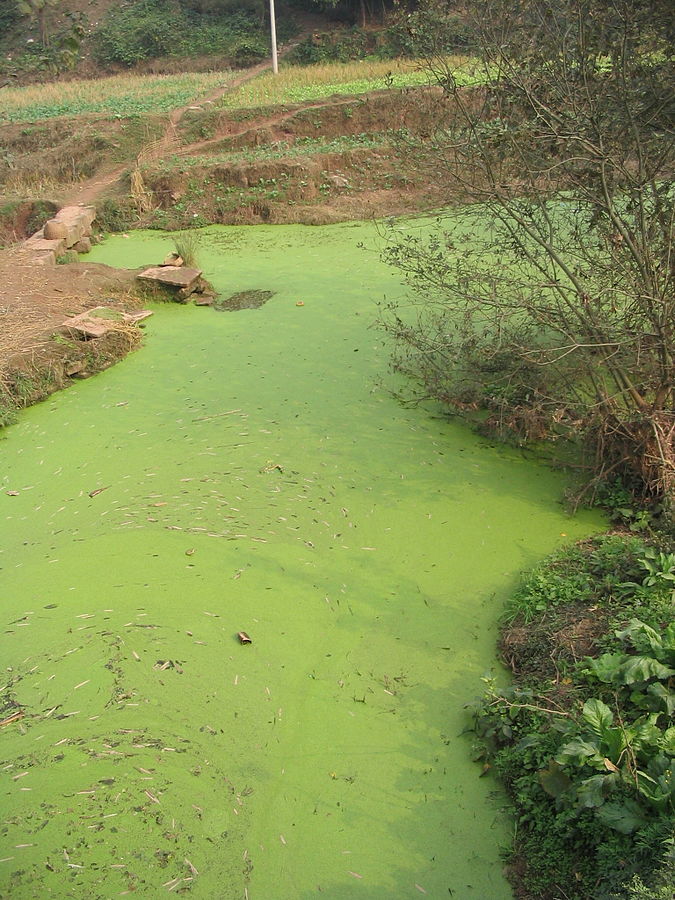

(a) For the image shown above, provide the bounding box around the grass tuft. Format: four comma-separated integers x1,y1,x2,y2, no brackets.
173,231,200,267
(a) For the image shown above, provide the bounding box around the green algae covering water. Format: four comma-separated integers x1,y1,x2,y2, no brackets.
1,222,603,899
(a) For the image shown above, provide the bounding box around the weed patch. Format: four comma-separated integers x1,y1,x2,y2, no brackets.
91,3,294,68
172,230,200,267
212,289,275,311
0,72,234,124
471,533,675,899
218,57,478,109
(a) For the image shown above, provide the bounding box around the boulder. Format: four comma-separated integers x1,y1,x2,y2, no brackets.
327,174,350,188
43,206,97,249
72,237,92,254
43,220,69,241
23,234,67,256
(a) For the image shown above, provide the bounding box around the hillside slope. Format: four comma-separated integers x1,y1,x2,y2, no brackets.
1,0,307,83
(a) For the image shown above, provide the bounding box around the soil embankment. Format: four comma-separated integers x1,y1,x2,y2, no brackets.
0,248,141,422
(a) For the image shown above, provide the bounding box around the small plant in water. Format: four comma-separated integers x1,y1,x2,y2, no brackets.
173,231,199,267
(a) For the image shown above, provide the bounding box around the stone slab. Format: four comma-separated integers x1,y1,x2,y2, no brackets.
137,267,203,290
54,205,96,230
23,235,67,256
62,307,153,339
31,250,56,266
43,206,96,248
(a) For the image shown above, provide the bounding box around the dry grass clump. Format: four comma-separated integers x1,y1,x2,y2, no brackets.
130,168,154,214
0,304,48,359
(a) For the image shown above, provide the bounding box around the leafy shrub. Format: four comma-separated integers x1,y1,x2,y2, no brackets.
96,198,135,233
385,12,476,57
232,34,269,65
472,534,675,898
287,20,476,67
91,1,284,67
0,4,20,46
616,862,675,899
93,0,185,67
503,535,648,623
288,28,372,65
590,477,661,533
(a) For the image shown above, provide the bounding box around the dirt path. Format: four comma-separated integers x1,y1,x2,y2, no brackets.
171,95,362,160
63,42,304,208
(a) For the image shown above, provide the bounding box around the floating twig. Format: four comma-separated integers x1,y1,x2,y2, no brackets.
88,486,111,498
0,710,23,727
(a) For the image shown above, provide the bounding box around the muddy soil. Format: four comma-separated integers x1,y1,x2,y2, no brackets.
0,248,143,415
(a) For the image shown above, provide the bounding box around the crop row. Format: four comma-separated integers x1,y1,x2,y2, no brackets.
0,72,234,124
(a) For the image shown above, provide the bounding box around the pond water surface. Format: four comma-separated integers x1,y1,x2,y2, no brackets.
1,222,602,899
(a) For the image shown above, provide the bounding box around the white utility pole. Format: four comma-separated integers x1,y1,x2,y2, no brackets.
269,0,278,74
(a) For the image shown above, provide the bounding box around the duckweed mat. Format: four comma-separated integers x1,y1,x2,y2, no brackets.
0,221,603,899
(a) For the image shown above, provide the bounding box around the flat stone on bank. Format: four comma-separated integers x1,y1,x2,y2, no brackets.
23,235,67,256
62,306,153,339
137,266,203,291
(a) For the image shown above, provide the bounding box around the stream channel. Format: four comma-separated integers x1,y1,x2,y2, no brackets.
1,221,603,899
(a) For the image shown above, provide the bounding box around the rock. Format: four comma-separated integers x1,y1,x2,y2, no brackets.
161,252,183,267
32,250,56,266
137,266,203,302
43,220,69,241
72,237,92,254
62,307,153,339
327,174,350,188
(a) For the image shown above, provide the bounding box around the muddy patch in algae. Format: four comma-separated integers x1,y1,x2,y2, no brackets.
213,289,276,312
0,221,604,899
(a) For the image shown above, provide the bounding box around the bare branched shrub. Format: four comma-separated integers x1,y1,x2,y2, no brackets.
380,0,675,510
